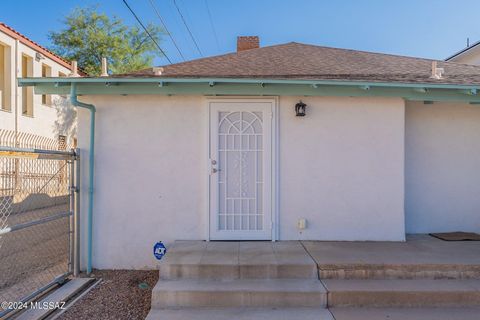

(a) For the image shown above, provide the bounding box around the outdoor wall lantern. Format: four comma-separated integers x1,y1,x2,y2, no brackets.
295,100,306,116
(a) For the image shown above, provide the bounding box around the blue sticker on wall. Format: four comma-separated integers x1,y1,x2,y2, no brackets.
153,241,167,260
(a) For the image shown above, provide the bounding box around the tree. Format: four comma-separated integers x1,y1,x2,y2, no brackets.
49,6,164,76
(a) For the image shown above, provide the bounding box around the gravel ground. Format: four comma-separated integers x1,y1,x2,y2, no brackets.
58,270,158,320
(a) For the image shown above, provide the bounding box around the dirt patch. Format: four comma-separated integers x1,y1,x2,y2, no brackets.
58,270,158,320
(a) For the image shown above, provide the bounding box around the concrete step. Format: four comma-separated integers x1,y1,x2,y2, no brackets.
330,307,480,320
324,279,480,307
159,241,318,280
319,263,480,280
151,279,327,308
146,307,334,320
160,263,318,280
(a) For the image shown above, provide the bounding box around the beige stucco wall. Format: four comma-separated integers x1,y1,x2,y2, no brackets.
278,96,405,241
78,95,406,269
448,45,480,65
405,101,480,234
0,31,71,141
78,96,208,269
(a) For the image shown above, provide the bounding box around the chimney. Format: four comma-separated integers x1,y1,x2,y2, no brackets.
430,61,444,79
153,67,163,76
100,57,108,77
69,61,79,77
237,36,260,52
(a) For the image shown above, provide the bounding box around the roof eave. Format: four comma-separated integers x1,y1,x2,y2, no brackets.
445,40,480,61
18,76,480,90
17,77,480,103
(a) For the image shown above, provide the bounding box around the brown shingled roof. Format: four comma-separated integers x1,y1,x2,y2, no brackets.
121,42,480,85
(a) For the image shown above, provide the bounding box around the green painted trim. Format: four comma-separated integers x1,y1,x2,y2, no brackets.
18,76,480,90
18,76,480,102
27,81,480,102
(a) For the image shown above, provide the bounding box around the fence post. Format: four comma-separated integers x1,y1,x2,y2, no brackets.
69,152,75,274
74,148,81,277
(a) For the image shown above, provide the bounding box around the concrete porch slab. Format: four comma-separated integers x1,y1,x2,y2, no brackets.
150,237,480,314
303,234,480,279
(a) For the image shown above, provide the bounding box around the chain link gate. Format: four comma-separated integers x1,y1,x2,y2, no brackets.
0,146,79,318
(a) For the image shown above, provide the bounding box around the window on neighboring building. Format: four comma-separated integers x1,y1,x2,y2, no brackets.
58,71,67,98
21,54,33,116
0,43,11,111
41,64,52,106
58,135,66,151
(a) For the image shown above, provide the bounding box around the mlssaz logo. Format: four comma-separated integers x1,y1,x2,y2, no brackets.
153,242,167,260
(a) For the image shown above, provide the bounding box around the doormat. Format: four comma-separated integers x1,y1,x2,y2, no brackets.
430,232,480,241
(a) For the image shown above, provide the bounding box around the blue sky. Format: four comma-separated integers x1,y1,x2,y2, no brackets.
1,0,479,66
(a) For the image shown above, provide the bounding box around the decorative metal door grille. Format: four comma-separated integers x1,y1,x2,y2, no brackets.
217,111,264,231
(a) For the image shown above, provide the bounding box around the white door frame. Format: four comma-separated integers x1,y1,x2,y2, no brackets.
205,97,278,241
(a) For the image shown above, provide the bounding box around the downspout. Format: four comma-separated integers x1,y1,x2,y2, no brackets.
70,83,95,275
14,39,19,146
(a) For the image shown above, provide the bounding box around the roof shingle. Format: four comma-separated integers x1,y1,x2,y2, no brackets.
121,42,480,85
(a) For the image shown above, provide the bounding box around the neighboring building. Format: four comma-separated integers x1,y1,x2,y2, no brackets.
20,37,480,269
446,40,480,65
0,22,74,149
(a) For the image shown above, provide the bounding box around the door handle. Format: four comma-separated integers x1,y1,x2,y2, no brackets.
211,159,220,174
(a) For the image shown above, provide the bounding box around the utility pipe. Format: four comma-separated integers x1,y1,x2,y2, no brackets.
70,83,95,275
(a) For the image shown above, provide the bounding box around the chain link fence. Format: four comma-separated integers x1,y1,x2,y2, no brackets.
0,143,78,317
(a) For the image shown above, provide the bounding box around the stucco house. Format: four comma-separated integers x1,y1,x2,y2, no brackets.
19,36,480,270
446,39,480,65
0,22,75,149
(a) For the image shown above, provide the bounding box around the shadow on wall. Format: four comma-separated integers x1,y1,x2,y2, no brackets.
53,97,77,147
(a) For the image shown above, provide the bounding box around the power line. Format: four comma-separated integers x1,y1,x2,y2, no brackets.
204,0,220,52
122,0,172,64
173,0,203,56
148,0,186,61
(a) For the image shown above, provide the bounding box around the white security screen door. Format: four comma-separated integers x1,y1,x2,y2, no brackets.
209,100,273,240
